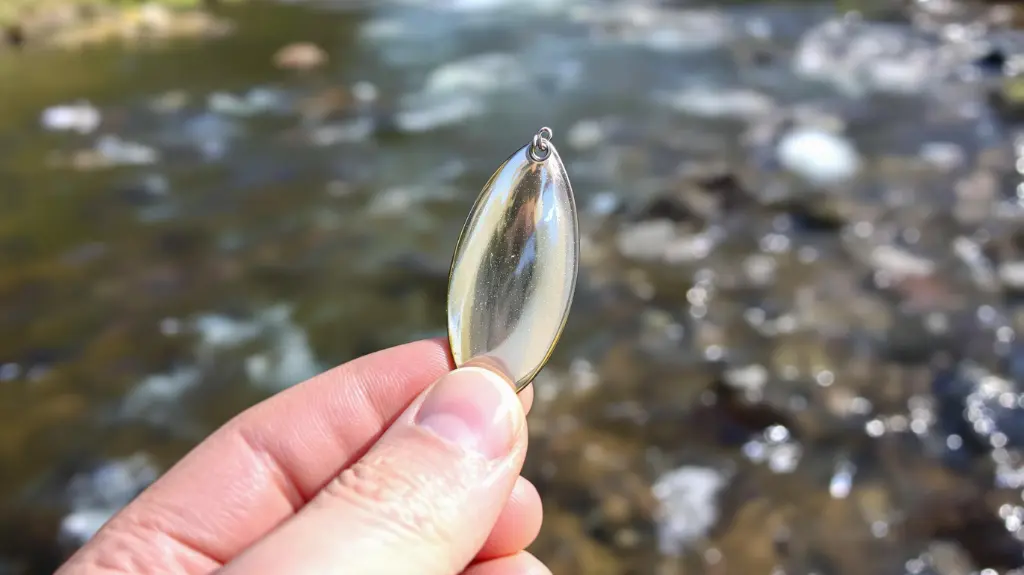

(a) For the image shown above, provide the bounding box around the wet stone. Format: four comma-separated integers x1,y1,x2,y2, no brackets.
273,42,328,71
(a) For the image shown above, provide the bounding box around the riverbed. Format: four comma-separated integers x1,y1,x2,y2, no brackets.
3,0,1024,573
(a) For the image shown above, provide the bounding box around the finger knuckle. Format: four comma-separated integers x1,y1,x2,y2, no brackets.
321,451,460,544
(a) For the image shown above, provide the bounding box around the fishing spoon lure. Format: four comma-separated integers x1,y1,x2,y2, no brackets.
446,127,580,392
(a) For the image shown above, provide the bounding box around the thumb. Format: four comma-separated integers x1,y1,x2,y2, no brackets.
220,365,528,575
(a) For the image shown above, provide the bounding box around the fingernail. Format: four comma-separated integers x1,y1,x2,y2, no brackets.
415,366,522,460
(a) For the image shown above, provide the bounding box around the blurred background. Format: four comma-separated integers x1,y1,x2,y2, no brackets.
3,0,1024,572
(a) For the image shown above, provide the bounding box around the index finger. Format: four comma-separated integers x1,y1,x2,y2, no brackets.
63,338,454,571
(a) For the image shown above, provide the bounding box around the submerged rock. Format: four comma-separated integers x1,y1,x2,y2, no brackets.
776,126,862,186
40,102,100,134
652,465,730,556
273,42,328,71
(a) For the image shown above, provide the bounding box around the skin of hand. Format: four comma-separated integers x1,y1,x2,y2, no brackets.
55,338,548,575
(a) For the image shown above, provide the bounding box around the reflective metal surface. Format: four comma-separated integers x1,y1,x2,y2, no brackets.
447,130,579,392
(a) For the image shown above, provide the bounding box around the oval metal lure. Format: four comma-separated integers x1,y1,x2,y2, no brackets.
446,127,580,392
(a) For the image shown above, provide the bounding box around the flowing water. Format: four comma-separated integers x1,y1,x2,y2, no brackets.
4,0,1024,573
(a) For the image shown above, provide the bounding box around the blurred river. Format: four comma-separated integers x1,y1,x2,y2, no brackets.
4,0,1024,573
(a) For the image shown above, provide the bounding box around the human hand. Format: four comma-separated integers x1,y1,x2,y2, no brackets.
56,338,547,575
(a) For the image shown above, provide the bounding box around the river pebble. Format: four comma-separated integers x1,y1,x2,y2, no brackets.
776,126,862,186
40,102,100,134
